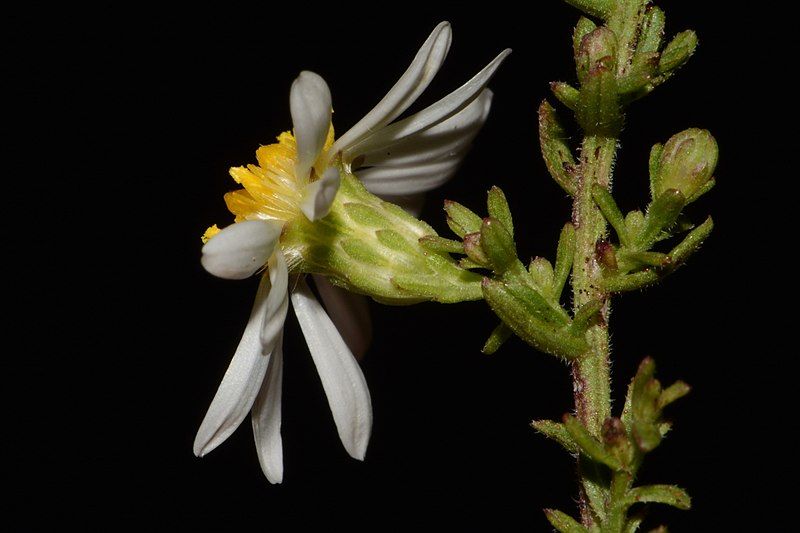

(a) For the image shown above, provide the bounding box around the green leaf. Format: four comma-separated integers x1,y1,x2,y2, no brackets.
564,415,622,470
532,419,580,454
627,485,692,510
539,101,578,195
592,184,630,246
528,257,555,294
571,298,605,334
444,200,482,238
482,323,512,355
574,16,598,63
659,381,690,409
544,509,588,533
637,7,665,56
576,59,623,136
563,0,612,19
487,186,514,236
480,217,518,274
659,30,698,74
636,189,687,250
463,232,490,267
623,514,645,533
602,417,634,468
648,142,664,199
668,216,713,264
482,279,587,359
418,235,464,255
504,279,571,325
458,257,485,270
553,223,576,299
551,82,580,111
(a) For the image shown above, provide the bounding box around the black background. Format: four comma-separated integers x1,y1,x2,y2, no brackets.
9,2,785,529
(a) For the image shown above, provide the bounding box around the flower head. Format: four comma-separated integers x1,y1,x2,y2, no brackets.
195,21,510,483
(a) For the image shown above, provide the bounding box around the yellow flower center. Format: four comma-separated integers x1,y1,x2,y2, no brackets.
202,125,335,243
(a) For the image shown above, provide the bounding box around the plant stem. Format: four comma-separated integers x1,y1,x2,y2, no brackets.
571,134,617,525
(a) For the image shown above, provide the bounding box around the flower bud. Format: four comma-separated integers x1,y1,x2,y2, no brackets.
652,128,718,201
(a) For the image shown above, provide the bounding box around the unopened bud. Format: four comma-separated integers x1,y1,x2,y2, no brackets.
652,128,718,201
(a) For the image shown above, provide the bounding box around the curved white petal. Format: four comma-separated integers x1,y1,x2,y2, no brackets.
300,167,340,221
251,331,284,484
345,50,510,159
356,157,464,195
313,274,372,360
201,220,282,280
291,280,372,460
331,22,452,157
260,252,289,350
375,193,427,217
194,271,287,458
291,71,332,182
358,89,493,169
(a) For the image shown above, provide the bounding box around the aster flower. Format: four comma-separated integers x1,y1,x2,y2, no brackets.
195,21,510,483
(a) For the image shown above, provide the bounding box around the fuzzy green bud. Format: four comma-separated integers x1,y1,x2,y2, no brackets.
651,128,718,201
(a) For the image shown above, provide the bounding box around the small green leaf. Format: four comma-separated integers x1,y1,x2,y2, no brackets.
668,216,713,264
418,235,464,255
564,415,622,470
458,257,485,270
602,417,634,468
487,187,514,236
480,217,518,274
627,485,692,510
505,279,572,325
571,298,605,333
636,189,686,250
544,508,588,533
659,30,698,74
551,82,580,111
649,143,664,199
553,223,576,299
574,16,598,62
576,60,623,136
444,200,482,238
575,28,622,136
563,0,613,19
482,323,512,355
482,279,587,359
343,202,390,227
592,184,630,246
659,381,690,409
528,257,555,294
539,100,578,195
623,513,646,533
637,7,665,56
463,232,490,267
532,419,580,454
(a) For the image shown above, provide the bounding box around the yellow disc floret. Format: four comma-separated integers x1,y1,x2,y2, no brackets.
202,125,335,241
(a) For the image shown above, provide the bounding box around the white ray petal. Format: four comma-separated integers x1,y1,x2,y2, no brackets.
330,22,452,157
260,252,289,350
375,193,427,217
313,274,372,360
291,71,332,182
358,89,493,169
194,272,286,457
291,280,373,460
251,331,284,484
300,167,340,221
201,220,282,280
345,50,510,159
357,156,464,195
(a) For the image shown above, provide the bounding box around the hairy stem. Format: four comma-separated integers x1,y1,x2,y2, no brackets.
572,134,617,525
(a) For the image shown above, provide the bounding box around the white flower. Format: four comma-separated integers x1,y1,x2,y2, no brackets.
195,21,510,483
